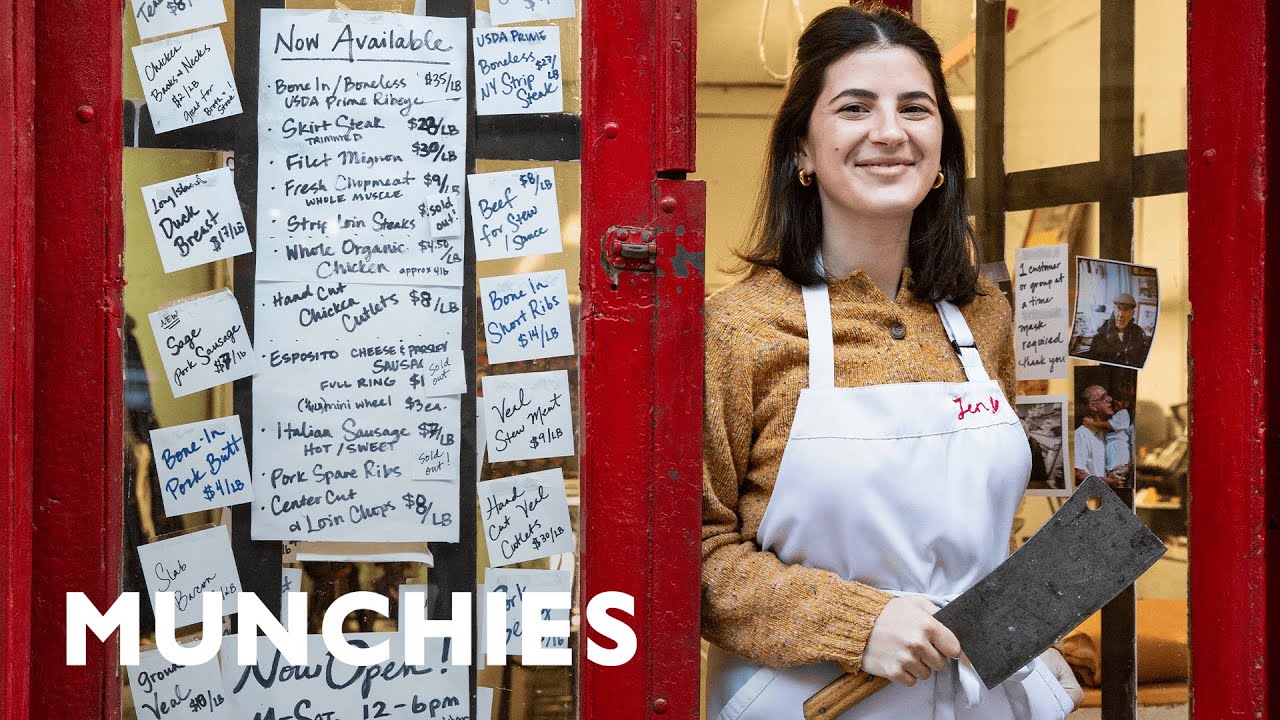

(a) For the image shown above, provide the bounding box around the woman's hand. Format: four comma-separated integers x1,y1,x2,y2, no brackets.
862,596,961,686
1039,647,1084,711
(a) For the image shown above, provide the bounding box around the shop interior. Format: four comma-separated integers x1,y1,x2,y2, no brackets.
116,0,1188,718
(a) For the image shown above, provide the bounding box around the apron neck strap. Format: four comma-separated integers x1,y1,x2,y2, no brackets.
801,284,836,390
935,300,991,382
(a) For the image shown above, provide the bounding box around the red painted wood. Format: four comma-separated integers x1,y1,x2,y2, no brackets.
0,0,35,716
1188,0,1270,716
579,2,659,717
581,1,704,718
31,0,124,717
650,178,705,720
656,0,696,173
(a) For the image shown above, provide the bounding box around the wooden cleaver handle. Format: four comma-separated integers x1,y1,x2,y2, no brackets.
802,671,891,719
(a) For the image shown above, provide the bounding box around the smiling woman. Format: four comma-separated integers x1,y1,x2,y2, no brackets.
701,6,1082,719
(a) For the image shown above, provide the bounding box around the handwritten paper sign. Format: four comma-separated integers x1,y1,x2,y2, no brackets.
482,370,575,462
138,526,242,628
1013,245,1070,380
468,168,562,261
131,0,227,41
250,280,464,540
149,290,256,397
473,26,563,115
133,29,242,134
483,568,572,655
489,0,576,26
479,468,575,566
142,168,251,273
420,192,463,240
150,416,253,517
480,270,574,364
127,647,231,719
224,634,466,720
257,10,468,286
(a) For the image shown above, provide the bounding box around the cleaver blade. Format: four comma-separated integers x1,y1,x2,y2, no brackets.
934,475,1167,689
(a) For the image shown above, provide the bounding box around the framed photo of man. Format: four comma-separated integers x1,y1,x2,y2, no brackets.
1069,258,1159,369
1014,395,1070,496
1072,366,1139,490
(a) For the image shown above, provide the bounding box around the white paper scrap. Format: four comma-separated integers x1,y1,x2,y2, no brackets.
133,28,242,133
148,289,257,398
280,567,302,625
127,646,231,719
489,0,576,26
142,168,251,273
482,370,575,462
150,415,253,516
469,167,562,261
131,0,227,40
484,568,572,655
420,192,463,240
138,526,242,628
1014,244,1070,380
474,26,563,115
479,270,574,364
478,468,575,566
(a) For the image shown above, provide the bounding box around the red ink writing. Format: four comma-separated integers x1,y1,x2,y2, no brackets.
954,396,1001,421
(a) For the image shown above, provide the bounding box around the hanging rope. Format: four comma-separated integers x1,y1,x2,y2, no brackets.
757,0,806,81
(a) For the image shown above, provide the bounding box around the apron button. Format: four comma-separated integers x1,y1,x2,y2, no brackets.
890,321,907,339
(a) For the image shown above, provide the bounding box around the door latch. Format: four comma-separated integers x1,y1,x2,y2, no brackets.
604,226,657,273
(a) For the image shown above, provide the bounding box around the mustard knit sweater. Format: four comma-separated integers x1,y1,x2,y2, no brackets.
701,266,1017,672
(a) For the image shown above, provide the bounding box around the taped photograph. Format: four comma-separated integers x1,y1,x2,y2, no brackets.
1015,395,1071,495
1070,257,1159,369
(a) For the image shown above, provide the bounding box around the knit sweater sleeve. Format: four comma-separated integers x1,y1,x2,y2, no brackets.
700,318,893,671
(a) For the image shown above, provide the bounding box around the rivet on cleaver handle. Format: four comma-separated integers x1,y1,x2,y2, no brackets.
933,475,1166,689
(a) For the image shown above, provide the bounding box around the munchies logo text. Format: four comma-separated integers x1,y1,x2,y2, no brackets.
65,590,636,667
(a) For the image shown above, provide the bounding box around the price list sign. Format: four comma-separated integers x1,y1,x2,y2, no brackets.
256,10,468,286
251,281,465,541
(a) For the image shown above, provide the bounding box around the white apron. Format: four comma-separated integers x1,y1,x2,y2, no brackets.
706,283,1076,720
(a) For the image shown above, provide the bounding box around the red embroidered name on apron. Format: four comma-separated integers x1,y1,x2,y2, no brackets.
953,395,1000,420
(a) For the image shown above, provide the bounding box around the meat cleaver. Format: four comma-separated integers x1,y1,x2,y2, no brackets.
802,476,1167,719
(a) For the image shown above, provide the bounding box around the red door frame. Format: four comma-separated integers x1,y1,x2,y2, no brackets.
3,0,1274,718
27,0,126,717
0,1,35,719
1186,0,1274,716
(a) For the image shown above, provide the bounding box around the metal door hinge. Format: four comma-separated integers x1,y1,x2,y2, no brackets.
604,226,657,273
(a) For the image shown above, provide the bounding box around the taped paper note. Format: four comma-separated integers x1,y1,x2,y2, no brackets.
148,289,256,398
131,0,227,40
474,26,563,115
480,270,574,364
127,646,231,719
1013,244,1069,380
257,10,468,286
482,370,575,462
489,0,575,26
280,567,302,625
469,167,563,261
150,415,253,516
479,468,575,566
142,167,252,273
137,526,242,628
133,28,242,133
484,568,572,655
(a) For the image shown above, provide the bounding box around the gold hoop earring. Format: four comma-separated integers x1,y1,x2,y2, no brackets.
798,168,813,187
932,172,945,189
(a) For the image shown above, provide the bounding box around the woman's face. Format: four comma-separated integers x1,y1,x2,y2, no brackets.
798,46,944,221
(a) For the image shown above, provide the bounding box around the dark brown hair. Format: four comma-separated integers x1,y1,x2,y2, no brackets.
738,4,980,304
